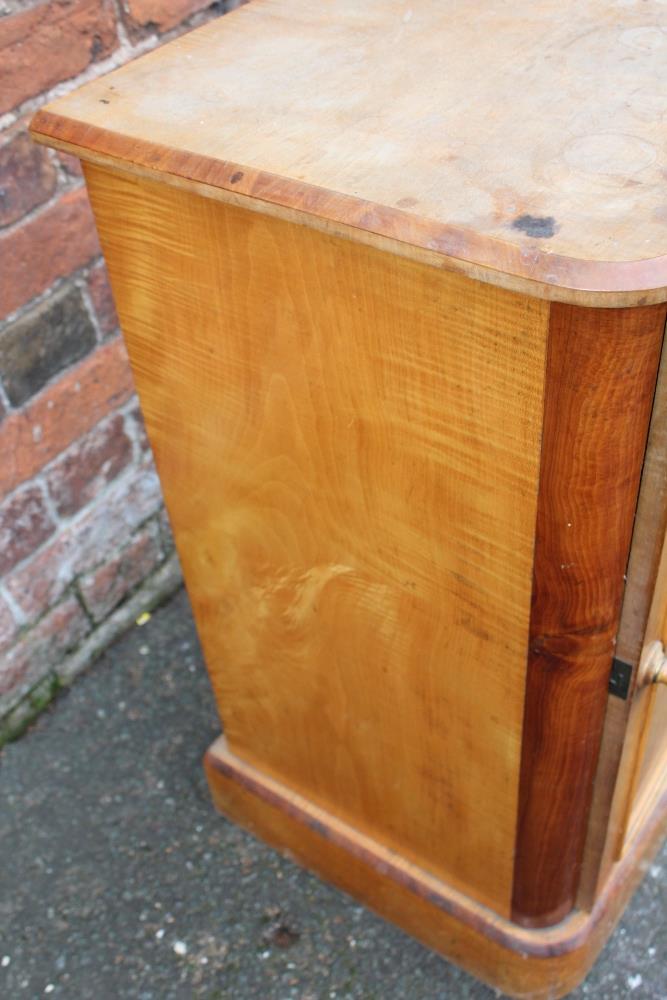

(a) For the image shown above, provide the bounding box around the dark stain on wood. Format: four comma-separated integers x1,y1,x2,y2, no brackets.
512,214,557,238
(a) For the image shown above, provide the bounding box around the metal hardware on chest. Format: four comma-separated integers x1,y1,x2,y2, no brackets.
608,658,633,700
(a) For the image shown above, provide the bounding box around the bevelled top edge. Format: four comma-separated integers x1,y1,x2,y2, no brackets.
30,108,667,308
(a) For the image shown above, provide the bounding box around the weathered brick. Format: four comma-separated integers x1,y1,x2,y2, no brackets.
0,0,118,115
5,466,163,619
0,126,57,228
0,592,19,655
0,483,55,577
0,285,96,406
0,337,135,496
87,261,119,336
0,187,100,318
0,595,89,714
122,0,212,34
79,520,162,621
45,412,133,517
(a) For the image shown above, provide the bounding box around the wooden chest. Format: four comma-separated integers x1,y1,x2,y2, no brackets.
31,2,667,995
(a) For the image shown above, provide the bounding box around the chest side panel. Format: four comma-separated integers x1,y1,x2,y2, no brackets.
83,163,549,916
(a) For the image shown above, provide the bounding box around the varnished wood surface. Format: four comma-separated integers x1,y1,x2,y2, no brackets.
205,735,667,999
580,335,667,905
34,121,667,310
512,302,666,927
616,340,667,667
620,535,667,850
578,696,630,910
630,682,667,842
83,162,550,917
584,525,667,904
31,0,667,305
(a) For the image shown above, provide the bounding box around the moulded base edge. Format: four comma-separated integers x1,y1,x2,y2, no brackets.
204,736,667,1000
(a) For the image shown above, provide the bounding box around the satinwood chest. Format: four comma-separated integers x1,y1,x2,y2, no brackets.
32,2,667,994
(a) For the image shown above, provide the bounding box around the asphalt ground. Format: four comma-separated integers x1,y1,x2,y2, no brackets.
1,588,665,999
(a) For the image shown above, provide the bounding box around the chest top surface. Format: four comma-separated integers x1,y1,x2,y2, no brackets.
31,0,667,304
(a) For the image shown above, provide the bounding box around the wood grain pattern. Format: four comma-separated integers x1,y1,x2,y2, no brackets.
580,338,667,905
30,0,667,305
511,302,666,927
82,161,550,917
205,735,667,1000
617,535,667,853
577,696,630,909
616,341,667,667
630,686,667,841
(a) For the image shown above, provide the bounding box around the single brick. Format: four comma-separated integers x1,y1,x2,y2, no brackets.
45,412,133,517
0,595,89,714
0,592,19,656
122,0,212,34
0,0,118,115
5,465,163,620
0,126,57,228
0,285,96,406
79,520,162,621
0,336,135,496
87,261,119,336
0,187,100,318
0,484,55,577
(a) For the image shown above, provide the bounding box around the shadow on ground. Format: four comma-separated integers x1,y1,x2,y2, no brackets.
1,588,665,999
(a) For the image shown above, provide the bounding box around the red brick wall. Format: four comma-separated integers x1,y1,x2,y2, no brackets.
0,0,241,741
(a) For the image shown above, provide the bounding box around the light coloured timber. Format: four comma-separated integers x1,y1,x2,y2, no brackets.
622,538,667,849
83,161,550,918
205,735,667,1000
29,3,667,990
30,0,667,305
